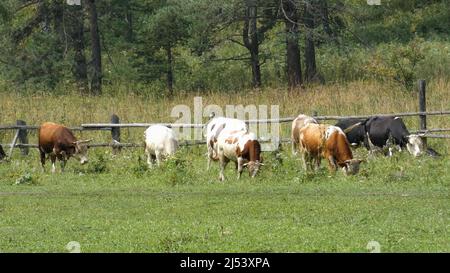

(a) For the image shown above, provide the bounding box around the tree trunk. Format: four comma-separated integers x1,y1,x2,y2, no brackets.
243,3,262,88
125,0,133,42
52,0,64,42
319,0,334,40
86,0,102,95
283,0,302,88
68,3,89,93
304,0,318,83
166,46,174,97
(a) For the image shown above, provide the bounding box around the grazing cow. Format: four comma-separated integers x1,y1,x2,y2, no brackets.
335,118,367,147
144,125,178,167
298,123,362,175
205,117,247,169
38,122,92,173
0,144,6,160
216,130,263,181
291,114,318,154
336,116,425,157
363,116,424,157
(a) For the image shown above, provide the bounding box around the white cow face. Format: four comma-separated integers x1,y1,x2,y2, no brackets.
406,135,424,157
73,139,92,164
245,161,264,178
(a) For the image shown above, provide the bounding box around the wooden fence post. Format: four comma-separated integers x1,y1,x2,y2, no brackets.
418,80,427,148
111,114,121,154
17,120,29,156
8,129,20,159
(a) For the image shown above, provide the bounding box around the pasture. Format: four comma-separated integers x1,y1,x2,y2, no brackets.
0,146,449,252
0,80,449,252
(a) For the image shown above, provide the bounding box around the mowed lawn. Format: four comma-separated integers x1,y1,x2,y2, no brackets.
0,145,449,253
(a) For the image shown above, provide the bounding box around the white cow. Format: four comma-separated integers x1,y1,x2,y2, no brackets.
144,125,178,167
217,130,263,181
205,117,248,170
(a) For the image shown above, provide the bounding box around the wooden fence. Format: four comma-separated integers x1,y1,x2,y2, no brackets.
1,80,449,159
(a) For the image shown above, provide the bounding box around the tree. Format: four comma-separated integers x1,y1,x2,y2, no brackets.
67,2,89,93
133,3,190,96
282,0,303,88
304,0,318,83
86,0,102,95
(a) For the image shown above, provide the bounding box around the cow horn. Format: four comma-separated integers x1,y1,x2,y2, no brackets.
242,163,249,167
76,139,93,144
343,122,362,134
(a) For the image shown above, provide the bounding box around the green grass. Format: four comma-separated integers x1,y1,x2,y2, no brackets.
0,145,449,253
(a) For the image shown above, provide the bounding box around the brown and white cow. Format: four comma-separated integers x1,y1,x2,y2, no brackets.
216,130,263,181
291,114,318,154
205,117,248,170
298,123,363,175
38,122,92,173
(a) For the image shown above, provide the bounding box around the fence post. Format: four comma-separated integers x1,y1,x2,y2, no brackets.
17,120,29,156
111,114,121,154
418,80,427,148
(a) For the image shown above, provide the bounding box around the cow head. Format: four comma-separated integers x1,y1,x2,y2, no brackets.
406,134,424,157
342,159,363,175
72,139,92,164
243,161,264,178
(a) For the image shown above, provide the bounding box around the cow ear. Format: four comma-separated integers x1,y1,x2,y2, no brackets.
242,163,249,167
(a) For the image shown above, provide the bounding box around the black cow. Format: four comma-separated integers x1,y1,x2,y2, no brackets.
335,118,367,147
336,116,425,157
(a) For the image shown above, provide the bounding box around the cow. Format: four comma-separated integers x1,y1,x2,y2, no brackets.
298,123,363,175
38,122,92,173
144,125,178,167
0,144,6,160
335,118,367,147
205,117,248,170
336,116,425,157
216,130,263,181
363,116,424,157
291,114,318,154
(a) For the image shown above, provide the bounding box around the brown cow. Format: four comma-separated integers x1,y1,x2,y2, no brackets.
291,114,318,155
38,122,91,173
298,123,362,175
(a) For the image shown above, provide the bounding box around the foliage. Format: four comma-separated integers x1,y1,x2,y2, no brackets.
0,0,449,92
365,37,425,90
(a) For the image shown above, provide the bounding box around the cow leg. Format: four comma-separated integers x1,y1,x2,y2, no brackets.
300,152,308,171
292,141,297,155
146,148,153,168
39,150,46,172
314,156,321,171
327,156,337,173
207,149,213,170
237,157,244,179
219,156,229,182
155,150,162,166
57,152,67,173
50,154,57,173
